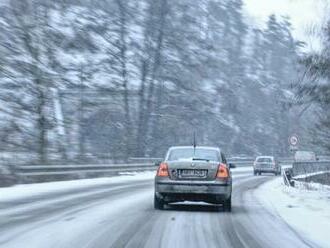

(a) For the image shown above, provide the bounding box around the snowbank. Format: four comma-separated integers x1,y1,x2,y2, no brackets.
255,178,330,248
0,171,155,202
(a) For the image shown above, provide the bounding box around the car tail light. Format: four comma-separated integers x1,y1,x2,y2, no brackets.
157,162,169,177
217,163,229,179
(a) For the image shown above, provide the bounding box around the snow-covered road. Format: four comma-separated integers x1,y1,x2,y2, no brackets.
0,169,320,248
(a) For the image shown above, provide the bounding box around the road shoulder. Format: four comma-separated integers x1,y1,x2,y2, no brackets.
254,177,330,248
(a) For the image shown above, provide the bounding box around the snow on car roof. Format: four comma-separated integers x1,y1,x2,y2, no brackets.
168,146,221,151
256,156,274,159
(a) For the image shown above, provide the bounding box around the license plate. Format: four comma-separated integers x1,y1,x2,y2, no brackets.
173,185,208,192
179,169,207,178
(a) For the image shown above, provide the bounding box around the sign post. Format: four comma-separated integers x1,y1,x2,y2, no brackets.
288,134,299,152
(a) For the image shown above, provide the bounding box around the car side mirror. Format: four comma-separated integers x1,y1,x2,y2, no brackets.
154,161,161,167
229,163,236,169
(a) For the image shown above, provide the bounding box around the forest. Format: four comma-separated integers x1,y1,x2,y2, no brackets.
0,0,316,163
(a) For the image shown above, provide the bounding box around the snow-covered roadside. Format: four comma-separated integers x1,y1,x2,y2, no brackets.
255,177,330,248
0,171,155,202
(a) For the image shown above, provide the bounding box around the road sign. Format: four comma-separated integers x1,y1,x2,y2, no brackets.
289,135,299,146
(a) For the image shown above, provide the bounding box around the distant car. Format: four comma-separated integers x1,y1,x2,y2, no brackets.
154,146,235,211
294,151,317,162
253,156,281,176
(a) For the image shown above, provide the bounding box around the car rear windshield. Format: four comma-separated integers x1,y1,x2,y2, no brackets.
167,148,220,162
257,157,272,163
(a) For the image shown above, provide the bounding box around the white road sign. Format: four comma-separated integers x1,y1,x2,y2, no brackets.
289,135,299,146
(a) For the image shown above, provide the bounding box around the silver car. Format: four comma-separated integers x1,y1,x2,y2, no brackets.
154,146,235,211
253,156,281,176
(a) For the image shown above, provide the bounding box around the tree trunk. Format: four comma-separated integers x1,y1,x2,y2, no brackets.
36,81,47,164
136,0,168,156
117,0,132,160
136,60,148,156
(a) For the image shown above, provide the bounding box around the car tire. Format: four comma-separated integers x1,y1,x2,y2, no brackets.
258,172,262,176
154,194,164,210
223,197,232,212
253,170,257,176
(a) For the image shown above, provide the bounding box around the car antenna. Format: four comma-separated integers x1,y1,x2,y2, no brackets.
193,132,196,156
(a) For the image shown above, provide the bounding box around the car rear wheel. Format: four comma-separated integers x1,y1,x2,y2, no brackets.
154,194,165,210
223,197,232,212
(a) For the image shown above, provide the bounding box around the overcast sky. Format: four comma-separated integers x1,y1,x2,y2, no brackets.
244,0,329,51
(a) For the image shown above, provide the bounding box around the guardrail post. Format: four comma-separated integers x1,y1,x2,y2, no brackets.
283,168,294,187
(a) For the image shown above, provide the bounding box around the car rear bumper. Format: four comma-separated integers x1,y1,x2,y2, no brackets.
155,178,231,203
254,168,278,173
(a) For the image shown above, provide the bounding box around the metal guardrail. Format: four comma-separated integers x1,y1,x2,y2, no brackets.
16,158,293,176
14,160,255,183
292,161,330,177
295,171,330,186
3,157,294,184
128,157,259,165
282,161,330,187
17,163,155,177
283,168,295,187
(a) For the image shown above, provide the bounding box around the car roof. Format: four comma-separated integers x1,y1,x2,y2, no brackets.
256,156,274,159
168,146,221,151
